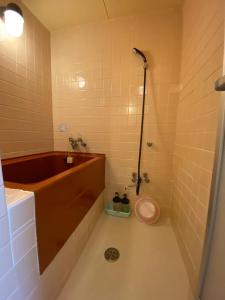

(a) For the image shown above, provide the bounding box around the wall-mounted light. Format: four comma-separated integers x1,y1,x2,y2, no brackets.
0,3,24,37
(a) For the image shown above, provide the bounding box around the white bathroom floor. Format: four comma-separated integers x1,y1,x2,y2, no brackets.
57,213,192,300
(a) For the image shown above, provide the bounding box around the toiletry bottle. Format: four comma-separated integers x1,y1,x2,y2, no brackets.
121,194,130,213
113,192,122,212
66,156,74,164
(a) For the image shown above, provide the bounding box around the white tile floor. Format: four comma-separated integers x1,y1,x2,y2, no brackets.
57,213,193,300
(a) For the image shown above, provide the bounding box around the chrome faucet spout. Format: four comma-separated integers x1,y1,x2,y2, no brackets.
69,137,87,150
77,137,87,147
69,137,78,150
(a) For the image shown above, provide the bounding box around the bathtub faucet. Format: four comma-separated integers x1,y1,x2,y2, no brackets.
69,137,87,150
69,137,78,149
77,137,87,147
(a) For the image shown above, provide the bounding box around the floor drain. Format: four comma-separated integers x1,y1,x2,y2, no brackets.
104,247,120,262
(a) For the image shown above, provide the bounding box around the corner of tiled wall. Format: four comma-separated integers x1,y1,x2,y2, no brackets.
0,0,54,159
171,0,225,293
51,9,182,219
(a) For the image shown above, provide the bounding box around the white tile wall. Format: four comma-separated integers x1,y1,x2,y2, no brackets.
0,268,17,299
15,268,40,300
11,223,37,264
0,160,13,299
8,194,35,236
0,186,6,218
0,243,13,278
0,215,10,248
15,247,39,279
0,169,40,300
7,288,21,300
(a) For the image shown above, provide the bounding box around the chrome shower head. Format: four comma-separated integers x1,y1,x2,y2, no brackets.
132,48,147,63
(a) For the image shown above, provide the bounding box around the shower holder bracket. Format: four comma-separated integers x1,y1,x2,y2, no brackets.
143,173,150,183
147,141,153,147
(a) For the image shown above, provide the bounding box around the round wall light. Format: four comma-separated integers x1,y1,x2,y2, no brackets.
0,3,24,37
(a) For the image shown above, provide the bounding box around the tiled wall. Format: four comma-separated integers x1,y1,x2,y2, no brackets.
51,11,181,216
1,0,223,296
0,0,54,159
172,0,225,292
0,160,12,299
0,161,38,300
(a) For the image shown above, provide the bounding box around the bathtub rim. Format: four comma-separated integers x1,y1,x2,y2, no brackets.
2,151,105,192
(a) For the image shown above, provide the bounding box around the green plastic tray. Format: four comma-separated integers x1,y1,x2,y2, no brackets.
105,202,131,218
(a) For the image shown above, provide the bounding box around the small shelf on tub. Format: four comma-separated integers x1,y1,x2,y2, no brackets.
105,202,131,218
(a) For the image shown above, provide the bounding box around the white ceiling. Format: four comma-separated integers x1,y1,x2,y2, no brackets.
22,0,183,31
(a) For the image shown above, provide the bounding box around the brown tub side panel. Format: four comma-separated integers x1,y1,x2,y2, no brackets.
35,157,105,273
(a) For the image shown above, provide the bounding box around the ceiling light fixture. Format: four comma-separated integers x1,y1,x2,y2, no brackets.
0,3,24,37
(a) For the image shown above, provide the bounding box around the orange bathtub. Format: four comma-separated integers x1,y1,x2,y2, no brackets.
2,151,105,273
